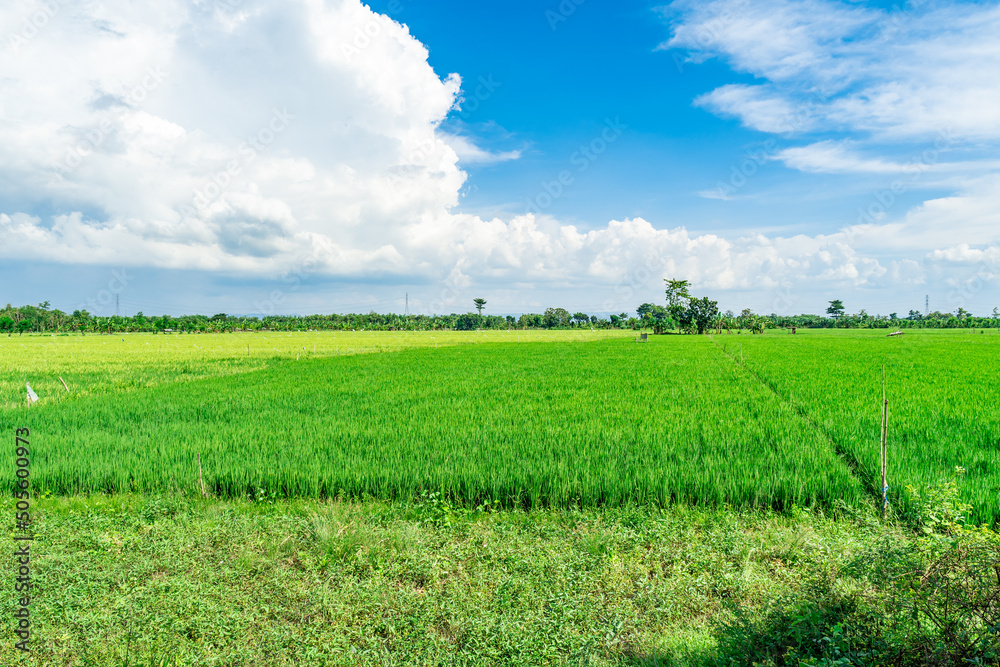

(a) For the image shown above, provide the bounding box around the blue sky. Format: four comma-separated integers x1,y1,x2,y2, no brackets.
371,0,771,227
2,0,999,317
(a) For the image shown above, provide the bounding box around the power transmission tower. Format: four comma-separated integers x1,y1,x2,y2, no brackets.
116,293,120,317
925,294,929,316
405,293,408,317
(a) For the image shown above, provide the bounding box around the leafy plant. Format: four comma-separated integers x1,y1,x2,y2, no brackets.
901,467,973,536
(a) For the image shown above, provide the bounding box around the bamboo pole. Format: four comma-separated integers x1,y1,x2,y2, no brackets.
880,365,889,517
198,453,208,498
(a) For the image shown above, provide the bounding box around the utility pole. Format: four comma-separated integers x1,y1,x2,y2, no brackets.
925,294,929,316
116,293,120,317
405,293,408,317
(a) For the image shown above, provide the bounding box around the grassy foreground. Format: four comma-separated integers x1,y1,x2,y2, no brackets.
3,492,998,666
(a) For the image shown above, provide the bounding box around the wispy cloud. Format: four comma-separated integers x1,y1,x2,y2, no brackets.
774,141,926,175
697,188,732,201
668,0,1000,141
441,133,522,165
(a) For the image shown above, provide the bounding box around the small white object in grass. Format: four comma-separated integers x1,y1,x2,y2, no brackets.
26,383,38,404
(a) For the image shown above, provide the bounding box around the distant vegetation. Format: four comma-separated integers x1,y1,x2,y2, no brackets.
3,296,998,335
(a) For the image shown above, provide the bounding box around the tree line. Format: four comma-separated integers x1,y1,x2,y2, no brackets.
635,285,1000,333
3,289,998,335
0,303,628,334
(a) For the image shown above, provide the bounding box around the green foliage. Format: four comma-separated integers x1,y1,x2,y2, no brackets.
637,303,674,333
708,495,1000,666
0,302,621,334
664,278,692,326
711,590,889,666
636,303,658,318
663,279,719,334
680,296,720,335
902,468,973,536
543,307,571,328
141,495,192,523
454,312,480,331
10,492,996,665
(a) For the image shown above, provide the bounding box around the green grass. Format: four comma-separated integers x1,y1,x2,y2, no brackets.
0,493,895,667
2,336,863,510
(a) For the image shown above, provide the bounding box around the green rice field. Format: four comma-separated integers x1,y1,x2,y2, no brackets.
0,329,616,411
2,329,997,522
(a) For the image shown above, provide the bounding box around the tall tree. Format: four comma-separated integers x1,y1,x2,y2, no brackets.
826,299,845,319
682,297,720,334
543,308,571,328
664,279,691,325
664,279,690,308
473,298,487,316
636,303,656,318
455,313,480,331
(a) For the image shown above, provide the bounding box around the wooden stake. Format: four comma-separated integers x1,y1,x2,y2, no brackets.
198,453,208,498
59,376,70,392
880,365,889,516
